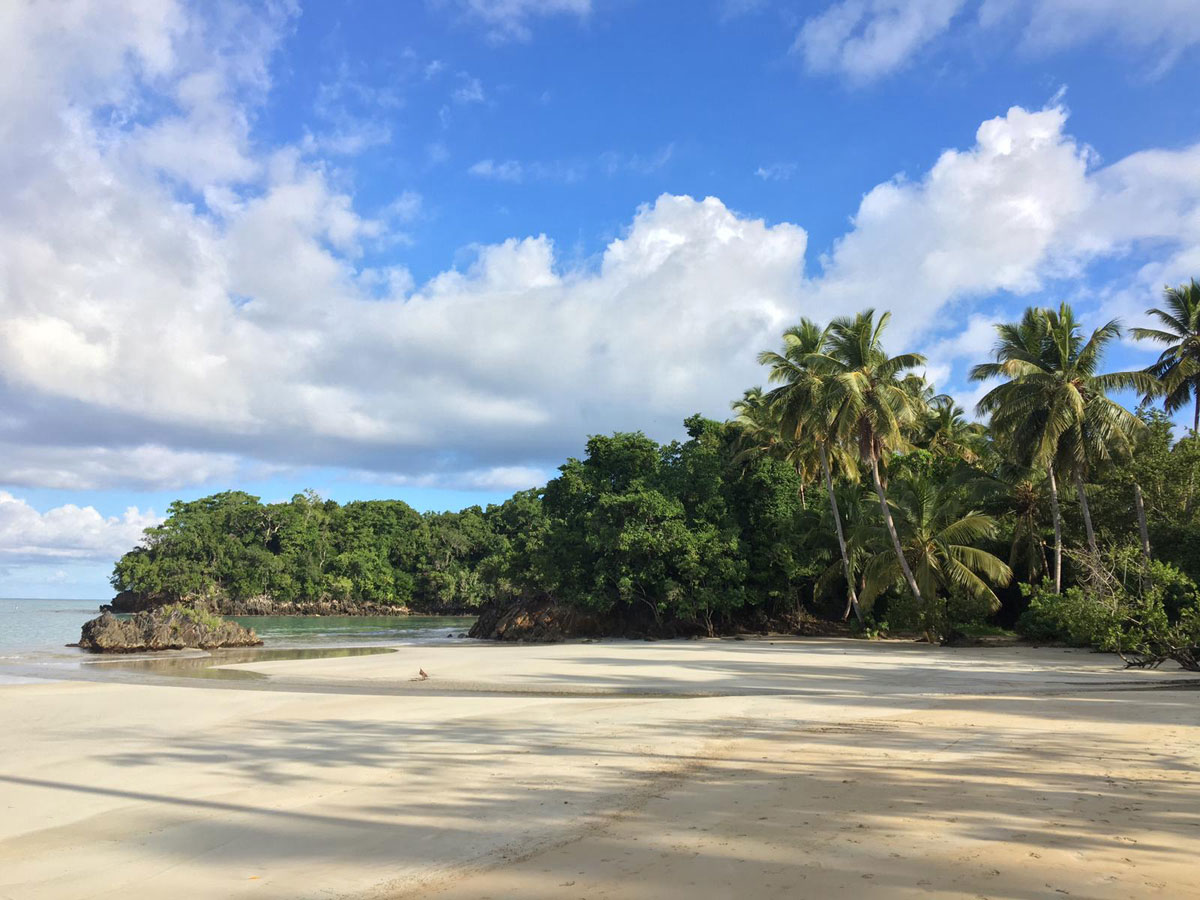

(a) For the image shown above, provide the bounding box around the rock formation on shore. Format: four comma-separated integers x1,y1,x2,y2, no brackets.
77,606,263,652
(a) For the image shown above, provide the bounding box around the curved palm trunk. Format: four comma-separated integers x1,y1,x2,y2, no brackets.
1075,470,1098,556
868,449,923,606
1047,464,1063,594
1134,483,1152,564
819,444,861,624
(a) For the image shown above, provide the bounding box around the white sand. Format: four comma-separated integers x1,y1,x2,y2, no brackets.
1,638,1197,899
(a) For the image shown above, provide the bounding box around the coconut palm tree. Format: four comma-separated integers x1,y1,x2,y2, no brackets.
807,310,929,608
758,321,863,622
730,386,816,508
1133,279,1200,434
972,304,1152,582
857,475,1013,638
918,393,986,463
813,481,882,612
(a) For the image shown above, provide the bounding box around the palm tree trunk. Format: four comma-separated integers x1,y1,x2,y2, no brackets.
819,444,861,623
1075,471,1098,556
868,449,923,605
1194,391,1199,435
1047,464,1063,594
1134,483,1152,565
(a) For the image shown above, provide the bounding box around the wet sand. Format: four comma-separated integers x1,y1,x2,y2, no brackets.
1,638,1197,898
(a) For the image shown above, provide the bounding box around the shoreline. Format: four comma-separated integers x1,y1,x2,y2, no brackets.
2,639,1198,898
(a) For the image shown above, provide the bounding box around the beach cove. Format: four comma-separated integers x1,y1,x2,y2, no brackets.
2,638,1197,899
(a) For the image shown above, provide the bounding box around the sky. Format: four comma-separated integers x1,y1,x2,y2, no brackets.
2,0,1200,598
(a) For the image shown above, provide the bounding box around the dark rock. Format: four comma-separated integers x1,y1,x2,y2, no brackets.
77,606,262,653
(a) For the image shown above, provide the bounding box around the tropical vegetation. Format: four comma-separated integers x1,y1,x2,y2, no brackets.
111,284,1200,665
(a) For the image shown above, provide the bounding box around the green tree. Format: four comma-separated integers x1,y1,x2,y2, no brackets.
972,304,1151,586
759,320,864,621
858,475,1013,640
811,310,929,610
1133,279,1200,434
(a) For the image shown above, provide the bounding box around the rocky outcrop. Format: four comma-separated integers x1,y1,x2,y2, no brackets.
77,606,263,652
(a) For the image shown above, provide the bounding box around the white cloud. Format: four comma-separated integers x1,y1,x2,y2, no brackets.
470,148,672,184
796,0,964,84
0,445,243,492
3,2,1200,499
468,158,527,181
437,0,592,42
803,103,1200,391
0,493,160,562
755,163,798,181
984,0,1200,67
805,105,1096,339
797,0,1200,83
600,144,676,176
366,465,553,492
452,74,486,104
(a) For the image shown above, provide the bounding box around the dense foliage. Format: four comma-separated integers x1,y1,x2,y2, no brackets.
111,418,818,620
112,286,1200,663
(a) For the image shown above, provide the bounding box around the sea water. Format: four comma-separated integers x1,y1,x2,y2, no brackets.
0,596,476,676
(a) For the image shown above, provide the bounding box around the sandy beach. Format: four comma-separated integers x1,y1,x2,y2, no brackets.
2,638,1198,899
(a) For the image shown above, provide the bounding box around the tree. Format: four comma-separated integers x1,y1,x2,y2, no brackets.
918,393,985,464
1133,279,1200,434
759,320,863,622
858,474,1013,640
731,386,816,508
810,310,929,610
972,304,1151,584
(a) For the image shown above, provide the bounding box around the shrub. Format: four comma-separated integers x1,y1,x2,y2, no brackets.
1017,582,1116,646
1016,560,1200,670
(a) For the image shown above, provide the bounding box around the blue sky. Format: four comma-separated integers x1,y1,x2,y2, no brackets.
2,0,1200,597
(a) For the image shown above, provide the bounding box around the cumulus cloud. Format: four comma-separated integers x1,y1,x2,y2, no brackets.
0,493,160,562
804,105,1200,349
796,0,1200,83
3,1,1200,506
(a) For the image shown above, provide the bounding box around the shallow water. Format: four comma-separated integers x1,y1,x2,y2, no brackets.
0,597,475,685
225,614,476,648
0,597,100,658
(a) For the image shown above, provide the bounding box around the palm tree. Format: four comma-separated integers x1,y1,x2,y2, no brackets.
1133,279,1200,434
972,304,1151,582
730,387,816,508
758,321,863,622
918,393,986,463
808,310,929,608
858,475,1013,637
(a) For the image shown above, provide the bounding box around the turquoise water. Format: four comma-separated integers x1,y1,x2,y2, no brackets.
0,597,102,657
0,597,476,659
